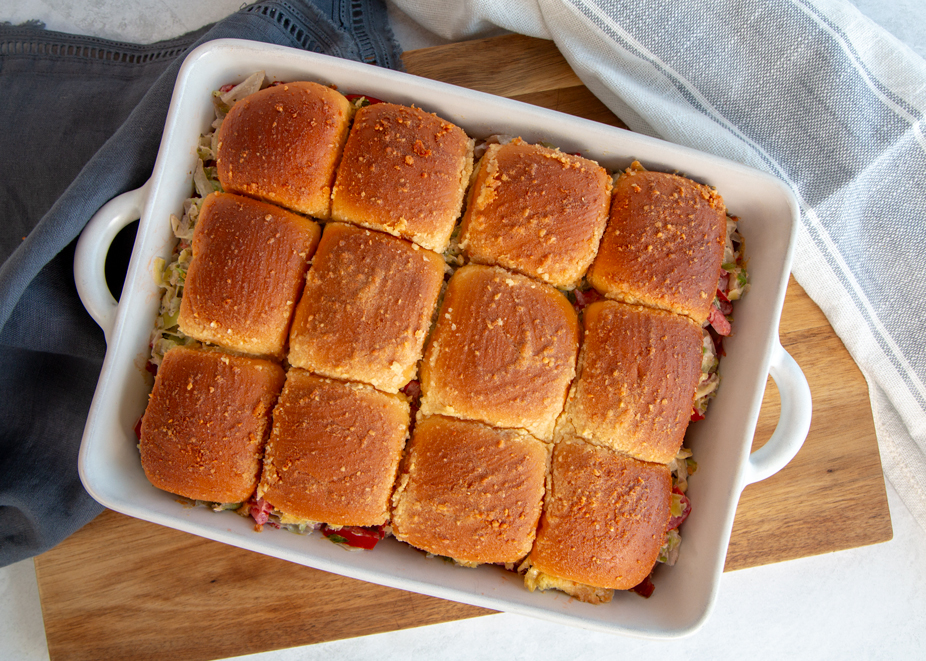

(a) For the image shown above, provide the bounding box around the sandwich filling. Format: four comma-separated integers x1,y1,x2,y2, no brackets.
693,214,749,419
240,495,388,550
148,73,269,369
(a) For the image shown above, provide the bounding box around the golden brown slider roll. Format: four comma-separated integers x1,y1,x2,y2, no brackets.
458,138,611,289
587,163,726,324
419,264,579,441
391,415,548,566
330,102,474,253
139,346,285,504
557,299,703,464
215,81,352,219
524,438,672,602
178,191,321,360
288,223,445,393
257,370,409,528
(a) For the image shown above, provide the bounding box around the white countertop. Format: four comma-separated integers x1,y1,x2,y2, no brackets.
2,1,925,658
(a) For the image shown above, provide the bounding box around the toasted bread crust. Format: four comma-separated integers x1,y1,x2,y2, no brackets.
257,370,409,527
419,265,579,440
287,223,445,393
331,103,474,252
557,300,702,464
587,165,726,324
459,139,611,289
529,439,671,591
216,81,352,219
391,415,549,565
178,192,320,359
139,346,285,504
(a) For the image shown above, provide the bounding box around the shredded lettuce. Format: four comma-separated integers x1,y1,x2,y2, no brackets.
472,133,514,159
722,216,749,301
668,446,697,493
692,215,749,418
211,70,266,119
658,529,682,565
149,241,199,367
692,331,720,416
176,497,242,512
192,159,221,198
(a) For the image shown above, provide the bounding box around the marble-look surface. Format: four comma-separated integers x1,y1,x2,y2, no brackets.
1,2,924,659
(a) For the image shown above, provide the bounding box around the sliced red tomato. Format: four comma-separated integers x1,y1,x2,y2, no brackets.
631,574,655,598
323,525,386,550
667,487,691,531
133,416,144,440
690,409,705,422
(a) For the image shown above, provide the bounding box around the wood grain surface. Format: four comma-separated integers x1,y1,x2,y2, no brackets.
34,35,891,661
725,277,891,570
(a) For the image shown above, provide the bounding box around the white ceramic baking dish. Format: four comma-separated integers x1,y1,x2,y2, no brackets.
74,39,811,639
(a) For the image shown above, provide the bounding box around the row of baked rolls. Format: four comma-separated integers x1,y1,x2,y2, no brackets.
517,166,730,601
139,345,409,531
520,302,703,603
441,133,726,602
175,189,446,394
388,264,575,571
214,78,618,289
215,81,474,254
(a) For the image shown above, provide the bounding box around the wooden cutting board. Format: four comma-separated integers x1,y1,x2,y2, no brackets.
34,34,892,661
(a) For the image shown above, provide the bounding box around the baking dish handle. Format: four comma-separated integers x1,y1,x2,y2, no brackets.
742,342,812,485
74,182,150,341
